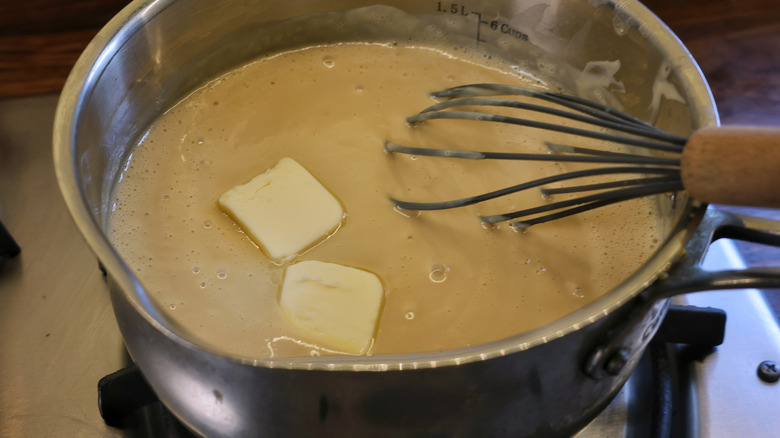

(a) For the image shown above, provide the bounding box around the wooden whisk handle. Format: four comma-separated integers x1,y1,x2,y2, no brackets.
681,126,780,208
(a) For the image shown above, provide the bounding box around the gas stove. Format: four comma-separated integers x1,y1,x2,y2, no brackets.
1,94,778,437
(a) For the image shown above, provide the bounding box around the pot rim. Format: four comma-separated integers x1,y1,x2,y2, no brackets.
53,0,718,371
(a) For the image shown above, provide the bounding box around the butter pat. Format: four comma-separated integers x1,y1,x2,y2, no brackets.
280,260,384,355
218,158,344,262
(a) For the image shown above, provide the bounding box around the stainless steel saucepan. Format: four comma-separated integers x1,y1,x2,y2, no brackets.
53,0,780,436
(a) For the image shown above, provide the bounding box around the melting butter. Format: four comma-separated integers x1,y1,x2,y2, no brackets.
280,260,384,355
218,157,344,263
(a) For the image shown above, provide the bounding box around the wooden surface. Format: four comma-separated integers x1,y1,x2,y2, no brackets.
2,0,780,117
644,0,780,127
2,0,779,300
0,0,131,97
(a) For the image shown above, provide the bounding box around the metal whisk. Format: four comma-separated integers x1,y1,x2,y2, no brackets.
385,83,780,229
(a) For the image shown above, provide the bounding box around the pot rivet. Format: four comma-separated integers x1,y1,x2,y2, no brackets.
605,349,630,376
757,360,780,383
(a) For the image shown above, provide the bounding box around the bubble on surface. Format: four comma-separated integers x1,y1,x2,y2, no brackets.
428,264,449,283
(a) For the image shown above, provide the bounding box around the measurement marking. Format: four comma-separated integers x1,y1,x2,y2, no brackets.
471,12,489,47
436,2,469,15
435,3,529,48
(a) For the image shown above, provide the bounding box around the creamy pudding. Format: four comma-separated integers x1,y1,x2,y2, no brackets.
108,42,662,359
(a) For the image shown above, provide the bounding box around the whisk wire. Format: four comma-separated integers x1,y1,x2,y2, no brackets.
540,174,680,195
388,84,688,228
415,97,687,146
407,110,684,153
430,83,674,135
506,183,682,229
480,179,683,225
390,166,680,211
385,142,681,166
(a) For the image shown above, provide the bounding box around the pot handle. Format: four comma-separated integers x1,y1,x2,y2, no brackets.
651,208,780,296
584,207,780,379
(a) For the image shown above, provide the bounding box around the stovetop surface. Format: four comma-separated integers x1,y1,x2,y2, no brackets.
1,94,778,437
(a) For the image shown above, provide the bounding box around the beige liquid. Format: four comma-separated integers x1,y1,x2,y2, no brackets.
109,42,662,359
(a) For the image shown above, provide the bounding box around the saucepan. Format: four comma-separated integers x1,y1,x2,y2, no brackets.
53,0,780,436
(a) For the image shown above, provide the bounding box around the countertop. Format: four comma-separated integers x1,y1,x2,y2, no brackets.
2,0,780,112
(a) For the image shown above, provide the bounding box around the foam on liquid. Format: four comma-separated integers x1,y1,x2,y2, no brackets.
108,42,662,359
